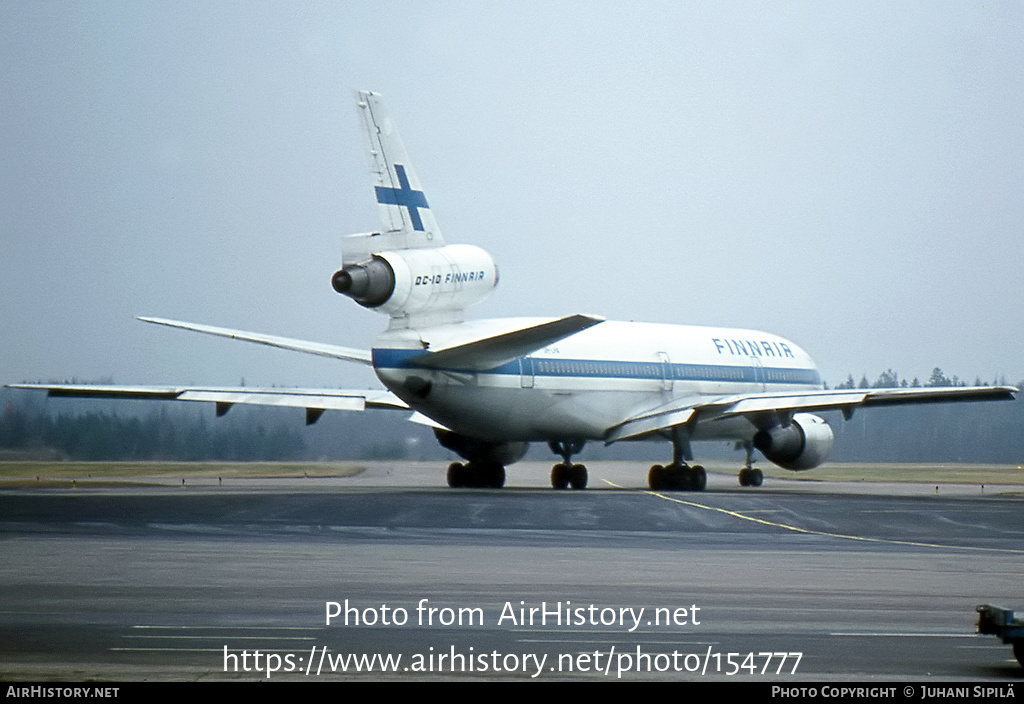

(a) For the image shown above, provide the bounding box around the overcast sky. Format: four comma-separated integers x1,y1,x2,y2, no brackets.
3,1,1022,392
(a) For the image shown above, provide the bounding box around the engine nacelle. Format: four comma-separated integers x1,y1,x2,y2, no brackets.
433,429,528,467
332,244,498,317
752,413,834,471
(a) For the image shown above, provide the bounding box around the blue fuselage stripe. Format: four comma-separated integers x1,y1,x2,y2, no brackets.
371,349,822,386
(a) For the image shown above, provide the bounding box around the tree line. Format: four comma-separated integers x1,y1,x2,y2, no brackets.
833,367,1012,391
825,367,1023,463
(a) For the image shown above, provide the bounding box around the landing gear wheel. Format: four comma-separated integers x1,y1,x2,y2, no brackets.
673,464,705,491
481,462,506,488
690,465,707,491
549,440,587,490
449,461,505,488
739,467,764,487
670,464,691,491
648,464,666,490
651,463,706,491
569,464,588,490
551,463,570,490
447,462,466,488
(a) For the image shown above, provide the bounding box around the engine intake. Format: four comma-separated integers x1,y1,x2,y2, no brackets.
331,256,395,307
752,413,834,471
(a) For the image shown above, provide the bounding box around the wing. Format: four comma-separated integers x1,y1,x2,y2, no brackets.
138,317,373,366
606,385,1018,442
8,316,405,424
699,385,1018,419
7,384,408,425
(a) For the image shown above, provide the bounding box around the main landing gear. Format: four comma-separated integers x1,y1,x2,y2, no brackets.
549,440,588,490
446,461,505,488
648,463,706,491
647,426,706,491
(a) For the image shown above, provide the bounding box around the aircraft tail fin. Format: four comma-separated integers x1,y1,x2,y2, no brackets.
335,92,495,326
352,91,444,258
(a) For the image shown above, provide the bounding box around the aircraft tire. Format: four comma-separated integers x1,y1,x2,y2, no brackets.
662,463,696,491
461,461,505,488
569,464,588,490
447,462,466,488
667,464,686,491
675,464,692,493
648,464,666,490
551,463,570,490
691,465,707,491
486,463,506,488
739,468,764,487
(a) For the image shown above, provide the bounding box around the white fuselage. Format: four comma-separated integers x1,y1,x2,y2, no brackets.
372,319,823,443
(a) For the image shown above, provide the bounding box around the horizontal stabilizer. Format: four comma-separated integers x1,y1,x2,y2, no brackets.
407,315,605,372
138,317,372,366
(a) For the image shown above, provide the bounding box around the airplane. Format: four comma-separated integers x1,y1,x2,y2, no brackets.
10,91,1017,491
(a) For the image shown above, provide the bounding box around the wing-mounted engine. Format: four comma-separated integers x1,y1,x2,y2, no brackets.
752,413,834,471
332,242,498,318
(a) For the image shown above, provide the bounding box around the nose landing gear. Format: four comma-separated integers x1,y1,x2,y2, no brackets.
551,462,588,490
738,441,764,487
549,440,588,490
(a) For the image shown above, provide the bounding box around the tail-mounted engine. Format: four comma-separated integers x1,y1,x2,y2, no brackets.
752,413,834,471
332,243,497,318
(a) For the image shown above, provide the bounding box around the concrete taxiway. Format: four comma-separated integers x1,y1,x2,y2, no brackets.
1,461,1023,681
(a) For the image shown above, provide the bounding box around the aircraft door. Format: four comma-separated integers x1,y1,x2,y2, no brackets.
520,356,535,388
658,351,673,392
749,354,766,392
